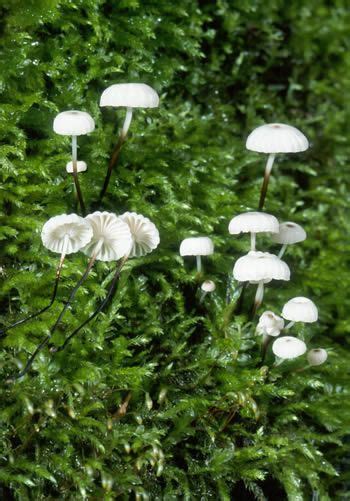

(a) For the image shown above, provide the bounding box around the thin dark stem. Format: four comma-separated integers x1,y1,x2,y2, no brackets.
258,153,275,210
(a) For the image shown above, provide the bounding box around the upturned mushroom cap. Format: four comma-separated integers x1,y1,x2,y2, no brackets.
257,311,284,337
119,212,160,258
229,211,279,235
179,237,214,257
272,336,307,359
82,211,132,262
246,123,309,154
41,214,93,255
100,83,159,108
201,280,216,293
307,348,328,366
66,161,87,173
233,251,290,283
53,111,95,136
271,222,306,245
282,297,318,323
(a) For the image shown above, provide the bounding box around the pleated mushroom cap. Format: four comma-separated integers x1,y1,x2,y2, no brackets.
53,111,95,136
201,280,216,293
272,336,307,359
271,222,306,244
120,212,160,258
282,297,318,323
83,211,132,262
233,251,290,282
66,161,87,173
307,348,328,366
246,123,309,154
257,311,284,337
179,237,214,256
229,211,279,235
100,83,159,108
41,214,93,255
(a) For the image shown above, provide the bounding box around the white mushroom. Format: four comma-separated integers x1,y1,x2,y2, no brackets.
257,311,284,337
66,161,87,173
179,237,214,272
200,280,216,302
307,348,328,366
41,214,93,258
229,211,279,250
120,212,160,257
271,221,307,258
282,296,318,329
272,336,307,360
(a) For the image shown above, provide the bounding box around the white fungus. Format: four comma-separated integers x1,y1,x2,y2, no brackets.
307,348,328,366
100,83,159,109
180,237,214,272
66,161,87,173
272,336,307,360
53,111,95,136
201,280,216,293
120,212,160,258
41,214,93,255
272,221,307,258
282,297,318,324
229,211,279,250
257,311,285,337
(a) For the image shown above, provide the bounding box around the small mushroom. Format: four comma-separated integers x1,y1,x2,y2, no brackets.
66,160,87,173
257,311,284,337
120,212,160,257
272,336,307,360
307,348,328,366
271,222,307,258
246,123,309,209
282,296,318,329
179,237,214,273
229,211,279,250
200,280,216,302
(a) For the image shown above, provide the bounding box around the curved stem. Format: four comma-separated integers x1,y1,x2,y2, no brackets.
71,135,86,216
250,232,256,251
258,153,276,210
278,243,288,259
252,281,264,317
285,321,295,330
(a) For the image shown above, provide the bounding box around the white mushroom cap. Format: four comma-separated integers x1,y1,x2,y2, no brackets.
82,211,132,262
201,280,216,293
257,311,284,337
307,348,328,366
179,237,214,257
271,222,306,245
233,251,290,282
41,214,93,255
66,161,87,173
53,111,95,136
282,297,318,323
100,83,159,108
272,336,307,359
246,123,309,154
119,212,160,258
229,211,279,235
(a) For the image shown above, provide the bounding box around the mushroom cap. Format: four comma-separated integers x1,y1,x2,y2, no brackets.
272,336,307,359
179,237,214,257
229,211,279,235
271,222,306,245
257,310,284,337
66,161,87,173
246,123,309,154
282,296,318,323
119,212,160,258
201,280,216,293
100,83,159,108
307,348,328,366
41,214,93,255
233,251,290,282
53,111,95,136
82,211,132,262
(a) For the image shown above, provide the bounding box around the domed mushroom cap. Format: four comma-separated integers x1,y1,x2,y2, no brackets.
119,212,160,258
66,161,87,173
272,336,307,359
53,111,95,136
307,348,328,366
257,311,284,337
100,83,159,108
229,211,279,235
271,222,306,245
246,123,309,154
233,251,290,283
201,280,216,293
82,211,132,262
41,214,93,255
180,237,214,257
282,297,318,323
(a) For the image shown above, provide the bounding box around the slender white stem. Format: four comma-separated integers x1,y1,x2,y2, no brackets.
285,321,295,330
273,357,285,367
72,135,78,171
278,243,288,259
121,107,133,138
196,255,202,273
265,153,276,177
255,281,264,307
259,153,276,210
199,291,207,303
250,232,256,251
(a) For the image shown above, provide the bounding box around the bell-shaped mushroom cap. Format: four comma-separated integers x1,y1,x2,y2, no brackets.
307,348,328,366
257,311,284,337
201,280,216,293
119,212,160,258
41,214,93,255
246,123,309,154
66,161,87,173
229,211,279,235
282,296,318,323
100,83,159,108
179,237,214,257
53,111,95,136
271,222,306,245
233,251,290,282
272,336,307,359
82,211,132,262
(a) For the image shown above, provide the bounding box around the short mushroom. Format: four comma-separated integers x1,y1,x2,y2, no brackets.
257,310,285,361
307,348,328,366
229,211,279,250
179,237,214,273
200,280,216,302
246,123,309,209
119,212,160,257
271,222,307,258
66,160,87,173
272,336,307,360
282,296,318,329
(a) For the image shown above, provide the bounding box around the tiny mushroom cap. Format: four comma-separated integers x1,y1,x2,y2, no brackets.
66,161,87,173
100,83,159,108
307,348,328,366
229,211,279,235
271,222,307,245
272,336,307,359
41,214,93,255
53,111,95,136
233,251,290,283
119,212,160,258
180,237,214,257
282,297,318,323
257,311,284,337
246,123,309,154
201,280,216,293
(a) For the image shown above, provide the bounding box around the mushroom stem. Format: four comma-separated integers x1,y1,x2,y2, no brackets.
250,232,256,251
199,291,207,304
258,153,276,210
71,135,86,216
285,321,295,330
261,334,272,363
196,256,202,273
278,243,288,259
252,281,264,317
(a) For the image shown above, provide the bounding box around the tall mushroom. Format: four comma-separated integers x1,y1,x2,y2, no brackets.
281,296,318,329
271,221,307,258
179,237,214,273
229,211,279,250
